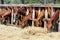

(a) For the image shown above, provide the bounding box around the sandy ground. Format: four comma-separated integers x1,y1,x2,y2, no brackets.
0,24,60,40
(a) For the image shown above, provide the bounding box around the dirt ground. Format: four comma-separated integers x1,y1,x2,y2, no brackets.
0,24,60,40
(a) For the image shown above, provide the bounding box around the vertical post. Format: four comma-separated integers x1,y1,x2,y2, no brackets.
32,7,35,26
51,7,54,16
11,7,14,25
58,11,60,32
51,7,55,30
26,7,29,15
26,7,29,26
44,7,48,28
39,7,41,27
0,8,1,24
39,7,41,14
44,0,47,28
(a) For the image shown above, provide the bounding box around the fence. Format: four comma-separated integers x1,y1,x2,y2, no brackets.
0,4,60,31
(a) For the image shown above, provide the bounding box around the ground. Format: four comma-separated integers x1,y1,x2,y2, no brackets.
0,24,60,40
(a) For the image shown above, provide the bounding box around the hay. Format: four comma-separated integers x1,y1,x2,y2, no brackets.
0,24,60,40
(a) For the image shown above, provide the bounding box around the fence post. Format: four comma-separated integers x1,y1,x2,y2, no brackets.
52,7,54,16
11,7,14,25
32,7,35,26
39,7,41,14
44,7,48,28
0,8,1,24
26,7,29,15
58,11,60,32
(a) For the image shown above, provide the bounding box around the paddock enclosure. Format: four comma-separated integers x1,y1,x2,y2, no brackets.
0,0,60,40
0,4,60,32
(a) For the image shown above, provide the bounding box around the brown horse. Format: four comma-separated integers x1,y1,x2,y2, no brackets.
1,7,11,17
13,7,26,18
47,9,59,31
0,7,12,24
19,7,33,28
18,7,26,16
34,9,45,27
0,8,7,17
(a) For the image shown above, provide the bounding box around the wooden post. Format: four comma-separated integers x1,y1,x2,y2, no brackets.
39,7,41,14
58,11,60,32
44,7,48,28
51,7,54,16
26,7,29,15
0,8,1,24
26,7,29,26
11,7,14,25
32,7,35,26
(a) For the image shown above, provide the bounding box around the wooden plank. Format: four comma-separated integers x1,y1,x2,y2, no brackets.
0,4,60,7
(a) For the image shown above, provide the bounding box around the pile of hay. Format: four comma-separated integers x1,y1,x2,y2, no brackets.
0,24,60,40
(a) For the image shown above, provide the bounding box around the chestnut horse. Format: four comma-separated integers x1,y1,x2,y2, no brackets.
47,9,59,31
19,7,33,28
34,9,45,27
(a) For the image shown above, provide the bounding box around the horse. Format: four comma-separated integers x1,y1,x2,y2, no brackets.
19,7,33,28
47,9,59,31
34,9,45,27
